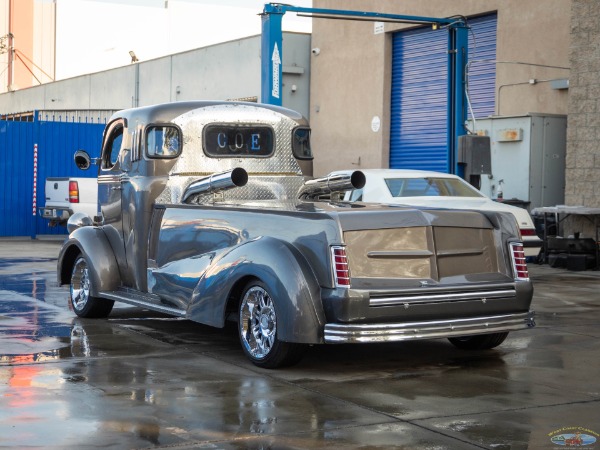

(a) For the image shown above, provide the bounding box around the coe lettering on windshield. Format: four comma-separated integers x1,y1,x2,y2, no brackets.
204,125,274,157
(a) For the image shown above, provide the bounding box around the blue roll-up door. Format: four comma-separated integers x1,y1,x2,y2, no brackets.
390,14,497,172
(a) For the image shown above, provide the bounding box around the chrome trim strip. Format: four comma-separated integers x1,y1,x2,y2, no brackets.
100,290,186,317
324,311,535,343
367,250,433,258
369,288,516,307
436,248,484,257
98,176,121,184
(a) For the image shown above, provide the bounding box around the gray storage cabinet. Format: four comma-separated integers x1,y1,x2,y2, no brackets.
472,114,566,210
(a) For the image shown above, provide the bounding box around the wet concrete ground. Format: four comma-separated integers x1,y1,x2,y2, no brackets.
0,239,599,449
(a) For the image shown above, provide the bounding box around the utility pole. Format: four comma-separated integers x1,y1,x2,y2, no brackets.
7,0,15,91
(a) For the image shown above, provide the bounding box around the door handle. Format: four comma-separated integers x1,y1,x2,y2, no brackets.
111,186,122,191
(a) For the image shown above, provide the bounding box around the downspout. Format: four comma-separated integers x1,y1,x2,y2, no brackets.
133,61,140,107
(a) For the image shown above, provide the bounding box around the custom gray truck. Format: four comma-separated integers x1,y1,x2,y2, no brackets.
57,101,534,368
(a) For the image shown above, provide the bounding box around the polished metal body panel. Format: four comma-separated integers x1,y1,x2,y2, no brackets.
58,101,534,347
58,226,121,295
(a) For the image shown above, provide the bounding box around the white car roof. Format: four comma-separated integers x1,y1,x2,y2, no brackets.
356,168,458,179
331,168,537,230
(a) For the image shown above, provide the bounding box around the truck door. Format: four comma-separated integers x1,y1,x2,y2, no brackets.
98,119,128,276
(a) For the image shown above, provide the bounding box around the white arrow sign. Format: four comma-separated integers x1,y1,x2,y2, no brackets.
271,43,281,99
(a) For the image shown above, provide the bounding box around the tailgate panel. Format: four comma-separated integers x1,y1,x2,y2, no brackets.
434,226,498,278
344,227,433,279
344,226,499,281
45,178,70,206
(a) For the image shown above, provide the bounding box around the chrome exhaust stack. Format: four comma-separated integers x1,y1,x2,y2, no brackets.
182,167,249,203
298,170,366,200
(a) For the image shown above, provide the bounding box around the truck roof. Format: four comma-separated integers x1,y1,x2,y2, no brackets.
109,101,308,127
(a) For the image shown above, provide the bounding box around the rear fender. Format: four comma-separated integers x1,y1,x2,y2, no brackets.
188,236,325,344
479,209,523,271
58,227,121,296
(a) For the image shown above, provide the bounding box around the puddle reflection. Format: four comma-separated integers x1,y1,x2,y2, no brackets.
0,312,333,447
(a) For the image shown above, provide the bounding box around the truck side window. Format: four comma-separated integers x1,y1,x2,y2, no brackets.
146,125,182,158
102,121,125,170
109,133,123,166
292,127,313,160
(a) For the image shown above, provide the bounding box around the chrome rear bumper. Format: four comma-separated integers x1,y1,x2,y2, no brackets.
324,311,535,343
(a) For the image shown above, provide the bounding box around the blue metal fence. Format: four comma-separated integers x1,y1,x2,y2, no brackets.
0,113,106,237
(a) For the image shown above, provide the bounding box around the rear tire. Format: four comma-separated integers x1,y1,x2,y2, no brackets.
448,332,508,350
238,280,305,369
70,256,114,318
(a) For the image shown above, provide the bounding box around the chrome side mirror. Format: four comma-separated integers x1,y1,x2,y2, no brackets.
74,150,99,170
74,150,91,170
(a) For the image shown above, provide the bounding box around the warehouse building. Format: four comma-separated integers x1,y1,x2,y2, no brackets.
2,0,599,240
307,0,598,238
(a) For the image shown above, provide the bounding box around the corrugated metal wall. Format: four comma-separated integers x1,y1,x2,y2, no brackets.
0,112,109,237
390,14,498,172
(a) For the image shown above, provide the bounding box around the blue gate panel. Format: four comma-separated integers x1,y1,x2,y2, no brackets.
0,115,105,237
0,120,35,237
35,119,105,236
390,14,498,172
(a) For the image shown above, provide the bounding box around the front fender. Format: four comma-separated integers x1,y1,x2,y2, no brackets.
188,236,326,344
58,226,121,296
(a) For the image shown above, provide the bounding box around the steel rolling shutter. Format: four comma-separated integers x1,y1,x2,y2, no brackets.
390,14,497,172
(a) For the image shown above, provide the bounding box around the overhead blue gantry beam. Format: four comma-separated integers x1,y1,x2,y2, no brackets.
261,3,469,176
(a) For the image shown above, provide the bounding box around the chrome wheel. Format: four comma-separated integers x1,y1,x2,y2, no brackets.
70,257,91,312
68,255,114,318
239,285,277,360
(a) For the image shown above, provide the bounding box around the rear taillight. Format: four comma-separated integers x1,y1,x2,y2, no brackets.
510,242,529,281
520,228,536,237
69,180,79,203
331,246,350,288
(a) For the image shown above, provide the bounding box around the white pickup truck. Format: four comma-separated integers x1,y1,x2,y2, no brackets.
39,177,98,226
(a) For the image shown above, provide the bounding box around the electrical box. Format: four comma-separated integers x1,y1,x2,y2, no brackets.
458,135,492,176
468,114,566,210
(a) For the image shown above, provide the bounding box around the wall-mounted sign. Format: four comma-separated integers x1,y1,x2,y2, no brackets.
371,116,381,132
271,43,281,99
496,128,524,142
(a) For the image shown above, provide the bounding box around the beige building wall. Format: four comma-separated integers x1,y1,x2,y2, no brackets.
564,0,600,237
310,0,571,176
32,0,56,86
0,0,55,93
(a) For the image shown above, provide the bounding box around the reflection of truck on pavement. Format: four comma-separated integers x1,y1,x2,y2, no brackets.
57,101,535,368
39,177,97,226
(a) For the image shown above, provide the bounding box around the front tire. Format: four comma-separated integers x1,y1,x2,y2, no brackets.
448,332,509,350
238,280,305,369
70,256,114,318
